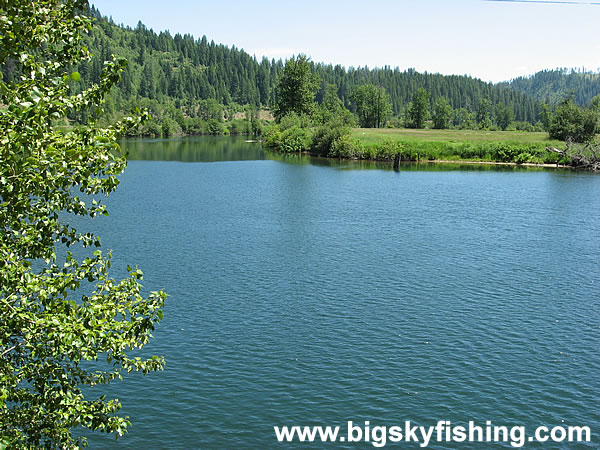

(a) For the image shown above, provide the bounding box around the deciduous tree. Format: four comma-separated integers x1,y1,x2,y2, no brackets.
407,88,430,129
549,97,598,143
432,96,453,129
274,54,320,121
318,84,355,125
476,98,491,129
494,103,514,131
539,102,552,132
0,1,166,447
350,84,392,128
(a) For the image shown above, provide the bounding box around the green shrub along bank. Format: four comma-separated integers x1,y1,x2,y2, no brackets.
264,121,569,166
328,137,567,165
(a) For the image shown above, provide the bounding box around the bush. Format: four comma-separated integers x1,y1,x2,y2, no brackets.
263,124,282,148
386,117,404,129
374,139,404,160
207,119,226,135
161,117,181,137
492,143,522,162
549,98,598,143
311,120,351,156
514,121,534,132
227,119,251,135
330,135,364,158
251,117,263,136
278,112,313,131
141,120,162,137
515,152,531,164
279,126,313,153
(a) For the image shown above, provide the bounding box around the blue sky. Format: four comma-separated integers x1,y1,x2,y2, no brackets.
91,0,600,83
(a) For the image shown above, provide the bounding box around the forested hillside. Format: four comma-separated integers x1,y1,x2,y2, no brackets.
500,69,600,107
0,6,563,135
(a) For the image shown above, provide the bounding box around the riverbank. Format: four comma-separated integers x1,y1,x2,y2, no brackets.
343,128,567,165
397,159,570,169
265,125,571,166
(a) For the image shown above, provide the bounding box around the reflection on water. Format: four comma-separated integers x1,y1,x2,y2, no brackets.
122,136,266,162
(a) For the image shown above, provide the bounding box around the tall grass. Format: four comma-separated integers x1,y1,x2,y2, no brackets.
265,124,570,165
326,129,567,165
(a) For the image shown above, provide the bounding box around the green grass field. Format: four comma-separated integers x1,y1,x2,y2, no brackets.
318,127,570,165
351,128,563,146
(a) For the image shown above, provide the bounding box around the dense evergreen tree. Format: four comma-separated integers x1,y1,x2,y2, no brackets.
592,95,600,112
501,69,600,107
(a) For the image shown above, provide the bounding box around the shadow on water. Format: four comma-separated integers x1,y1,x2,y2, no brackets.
262,148,570,173
121,136,573,173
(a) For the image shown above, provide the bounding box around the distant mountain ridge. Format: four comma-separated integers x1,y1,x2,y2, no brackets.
499,69,600,107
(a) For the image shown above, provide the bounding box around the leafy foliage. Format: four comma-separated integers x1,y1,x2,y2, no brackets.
539,102,552,131
350,84,392,128
432,97,453,129
0,1,166,447
476,98,491,130
274,55,320,121
311,120,352,156
316,84,355,126
453,108,475,130
407,88,430,129
326,135,561,165
278,126,313,153
494,103,514,131
548,97,598,142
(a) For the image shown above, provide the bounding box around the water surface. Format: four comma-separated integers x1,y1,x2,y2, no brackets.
84,137,599,448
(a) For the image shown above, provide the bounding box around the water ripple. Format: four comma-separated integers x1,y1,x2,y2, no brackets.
82,154,600,448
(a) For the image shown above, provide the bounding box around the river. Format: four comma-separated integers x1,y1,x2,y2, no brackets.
84,136,600,448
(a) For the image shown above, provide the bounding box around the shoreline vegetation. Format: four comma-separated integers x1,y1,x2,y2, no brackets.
41,12,598,170
263,124,576,168
261,120,600,170
43,12,600,170
260,56,599,170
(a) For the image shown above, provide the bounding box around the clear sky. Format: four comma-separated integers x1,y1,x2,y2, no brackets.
90,0,600,83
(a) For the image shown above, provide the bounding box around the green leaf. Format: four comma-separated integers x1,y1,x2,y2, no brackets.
0,3,166,447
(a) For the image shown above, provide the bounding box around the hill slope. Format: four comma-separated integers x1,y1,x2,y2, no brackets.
78,8,542,122
1,6,558,129
499,69,600,106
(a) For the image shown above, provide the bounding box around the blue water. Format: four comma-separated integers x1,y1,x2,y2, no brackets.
84,137,600,448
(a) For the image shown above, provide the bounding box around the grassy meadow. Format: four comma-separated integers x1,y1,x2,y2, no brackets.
320,128,569,165
352,128,562,146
